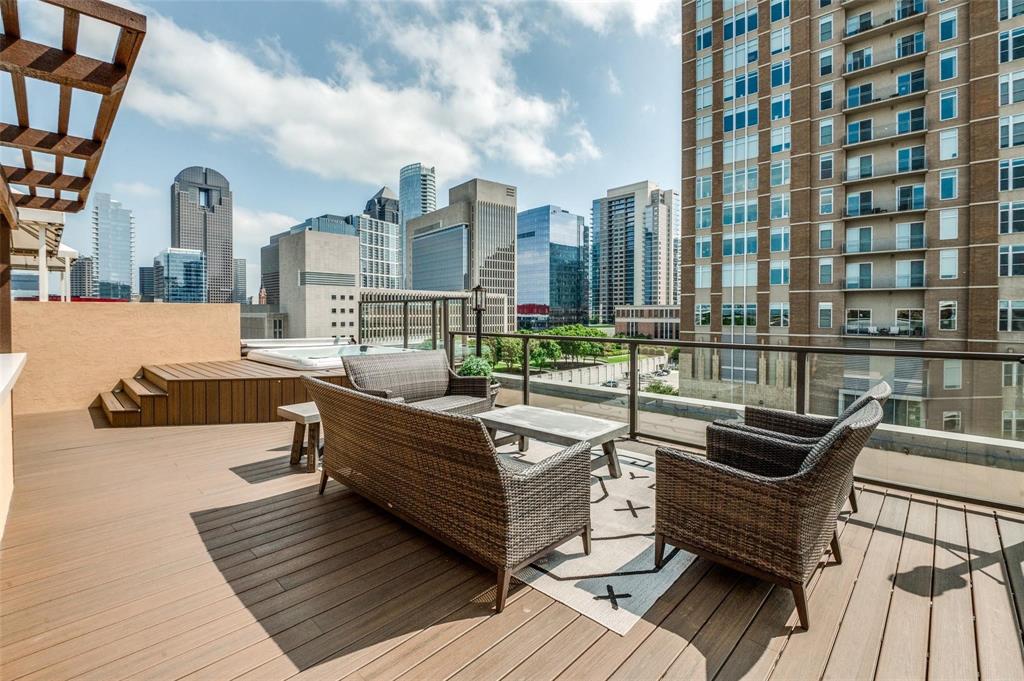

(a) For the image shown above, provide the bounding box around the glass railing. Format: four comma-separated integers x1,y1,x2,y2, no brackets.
845,40,927,73
448,331,1024,507
844,157,927,180
845,197,926,217
842,275,926,289
844,120,926,145
843,235,927,252
844,0,926,37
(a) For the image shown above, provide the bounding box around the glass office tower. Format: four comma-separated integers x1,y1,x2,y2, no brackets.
154,248,207,303
92,193,134,300
516,205,588,329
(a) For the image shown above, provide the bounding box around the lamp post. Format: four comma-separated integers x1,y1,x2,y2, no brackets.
472,285,487,357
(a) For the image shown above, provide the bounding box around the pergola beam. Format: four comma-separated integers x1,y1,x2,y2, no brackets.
0,123,100,160
42,0,146,33
1,166,88,191
0,36,128,95
13,195,82,212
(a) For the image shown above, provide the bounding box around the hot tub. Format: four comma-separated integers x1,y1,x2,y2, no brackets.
246,344,411,371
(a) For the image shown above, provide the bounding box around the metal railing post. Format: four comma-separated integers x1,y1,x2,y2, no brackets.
628,341,639,438
522,336,531,405
795,351,807,415
446,331,455,367
402,301,409,349
430,299,438,350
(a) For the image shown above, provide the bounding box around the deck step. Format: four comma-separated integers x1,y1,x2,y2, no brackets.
140,366,170,390
100,390,141,427
121,376,166,403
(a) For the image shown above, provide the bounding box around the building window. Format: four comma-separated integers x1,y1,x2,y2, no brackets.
770,60,791,88
722,303,757,326
695,265,712,288
1004,361,1024,387
819,223,834,249
819,14,833,42
1000,27,1024,63
819,49,833,76
723,167,757,195
723,39,758,71
770,0,790,22
723,262,758,287
723,232,757,255
724,72,758,101
724,134,758,162
695,55,713,82
1001,0,1024,20
696,115,712,140
770,160,790,186
723,200,758,225
770,226,790,251
696,26,712,51
1001,114,1024,149
939,89,958,121
939,300,957,330
819,257,834,284
696,206,712,229
939,10,957,41
819,188,834,215
939,209,958,239
723,8,758,41
769,303,790,327
696,145,712,169
819,84,833,111
1000,158,1024,190
819,153,833,180
939,169,958,200
819,118,834,145
771,94,791,120
770,260,790,285
696,86,713,110
696,0,712,21
939,249,958,279
943,412,962,432
1000,244,1024,276
695,236,712,259
944,360,962,390
1001,70,1024,105
694,303,711,326
771,26,791,54
1002,410,1024,440
939,129,958,160
771,126,792,153
1001,202,1024,233
819,302,833,328
696,175,712,199
939,49,958,80
999,299,1024,331
770,195,790,220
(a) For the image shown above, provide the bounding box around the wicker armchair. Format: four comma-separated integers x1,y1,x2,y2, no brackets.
714,381,891,513
302,376,592,612
654,400,883,630
341,349,496,416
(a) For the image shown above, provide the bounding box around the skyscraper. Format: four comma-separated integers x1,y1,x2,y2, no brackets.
407,179,517,331
516,205,588,329
171,167,233,303
70,256,95,298
91,193,134,300
154,248,207,303
138,266,155,302
591,182,676,323
398,163,437,286
364,186,399,224
233,258,247,303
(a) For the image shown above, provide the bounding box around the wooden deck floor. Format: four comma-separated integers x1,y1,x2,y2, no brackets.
2,410,1022,681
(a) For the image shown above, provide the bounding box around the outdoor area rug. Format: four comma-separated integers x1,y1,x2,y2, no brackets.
498,441,697,635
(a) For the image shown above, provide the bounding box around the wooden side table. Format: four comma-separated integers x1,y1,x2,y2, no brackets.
277,402,320,473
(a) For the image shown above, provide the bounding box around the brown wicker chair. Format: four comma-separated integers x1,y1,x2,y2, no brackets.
713,381,892,513
341,349,496,416
302,376,592,612
654,400,883,630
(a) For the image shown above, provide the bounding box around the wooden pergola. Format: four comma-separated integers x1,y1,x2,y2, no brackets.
0,0,146,349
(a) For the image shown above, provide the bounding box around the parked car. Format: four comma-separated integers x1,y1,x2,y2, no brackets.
601,380,619,388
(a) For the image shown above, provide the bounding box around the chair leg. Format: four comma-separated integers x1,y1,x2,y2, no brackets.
791,582,810,630
582,523,592,555
318,469,328,495
654,533,666,569
495,568,512,613
848,487,858,513
830,530,843,564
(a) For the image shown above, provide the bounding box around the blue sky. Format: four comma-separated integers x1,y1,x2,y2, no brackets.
8,0,681,296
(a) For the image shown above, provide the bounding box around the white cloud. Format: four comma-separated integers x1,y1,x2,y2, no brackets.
607,68,622,95
552,0,675,34
112,181,160,198
233,207,298,253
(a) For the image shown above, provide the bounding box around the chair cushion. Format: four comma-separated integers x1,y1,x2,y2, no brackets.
412,394,492,416
342,350,451,402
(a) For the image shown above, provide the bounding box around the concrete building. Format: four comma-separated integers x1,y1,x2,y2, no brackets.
138,266,155,302
275,229,361,338
153,248,207,303
233,258,247,304
399,163,437,286
679,0,1014,434
516,205,589,329
407,178,518,331
91,193,134,300
591,182,678,323
70,256,95,298
240,304,287,339
171,167,233,303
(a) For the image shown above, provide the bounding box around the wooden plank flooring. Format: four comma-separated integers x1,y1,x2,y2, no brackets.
2,410,1022,681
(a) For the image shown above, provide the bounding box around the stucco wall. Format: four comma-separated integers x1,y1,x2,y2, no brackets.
12,302,240,415
0,391,12,537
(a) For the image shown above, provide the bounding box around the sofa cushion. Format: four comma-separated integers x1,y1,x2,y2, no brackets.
342,350,450,403
413,394,492,416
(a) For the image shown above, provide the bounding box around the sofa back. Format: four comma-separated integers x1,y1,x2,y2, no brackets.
302,376,513,568
342,350,450,403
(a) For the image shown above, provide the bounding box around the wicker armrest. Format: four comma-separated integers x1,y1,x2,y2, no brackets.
350,386,395,400
713,419,819,445
743,406,835,438
447,371,491,399
706,424,814,477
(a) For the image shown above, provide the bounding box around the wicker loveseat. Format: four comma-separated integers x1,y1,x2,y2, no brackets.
713,381,892,513
654,400,883,630
341,350,496,416
302,376,592,612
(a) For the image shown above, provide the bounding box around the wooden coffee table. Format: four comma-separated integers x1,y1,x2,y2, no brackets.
477,405,628,478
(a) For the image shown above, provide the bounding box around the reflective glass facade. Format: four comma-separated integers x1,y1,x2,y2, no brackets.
154,248,207,303
516,205,588,328
92,193,134,301
399,163,437,286
411,224,468,291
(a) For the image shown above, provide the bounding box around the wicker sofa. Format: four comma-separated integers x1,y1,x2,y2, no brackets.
713,381,892,513
302,376,592,612
654,399,883,630
341,350,496,416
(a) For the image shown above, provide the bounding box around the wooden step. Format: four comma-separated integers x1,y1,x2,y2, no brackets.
140,366,170,391
99,390,141,428
121,376,166,403
121,376,167,427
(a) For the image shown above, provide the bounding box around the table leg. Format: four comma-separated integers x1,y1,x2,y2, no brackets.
486,427,498,443
289,422,305,465
518,436,529,452
306,423,320,473
602,440,622,478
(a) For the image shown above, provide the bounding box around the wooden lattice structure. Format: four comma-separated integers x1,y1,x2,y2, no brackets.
0,0,145,349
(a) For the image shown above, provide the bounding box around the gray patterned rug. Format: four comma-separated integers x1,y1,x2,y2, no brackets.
499,441,697,635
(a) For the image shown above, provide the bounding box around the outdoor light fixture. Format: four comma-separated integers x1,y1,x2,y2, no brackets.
472,285,487,357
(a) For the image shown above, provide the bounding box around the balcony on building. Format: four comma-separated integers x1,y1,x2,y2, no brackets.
842,273,927,290
843,78,928,114
843,118,927,150
843,194,928,219
843,321,926,338
843,234,928,254
842,0,927,42
843,38,927,78
843,156,928,184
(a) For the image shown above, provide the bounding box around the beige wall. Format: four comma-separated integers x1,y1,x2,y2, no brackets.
12,302,240,415
0,391,12,538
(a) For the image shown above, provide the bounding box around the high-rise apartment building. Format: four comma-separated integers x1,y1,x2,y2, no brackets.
407,178,517,331
91,193,134,300
591,182,678,323
171,166,233,303
516,205,589,329
364,186,400,224
399,163,437,285
153,248,207,303
138,266,155,302
70,256,95,298
233,258,247,303
680,0,1013,435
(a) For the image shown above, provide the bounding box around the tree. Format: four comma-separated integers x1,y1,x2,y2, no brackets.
644,381,678,396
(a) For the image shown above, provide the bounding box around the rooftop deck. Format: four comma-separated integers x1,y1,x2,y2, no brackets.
2,410,1022,680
